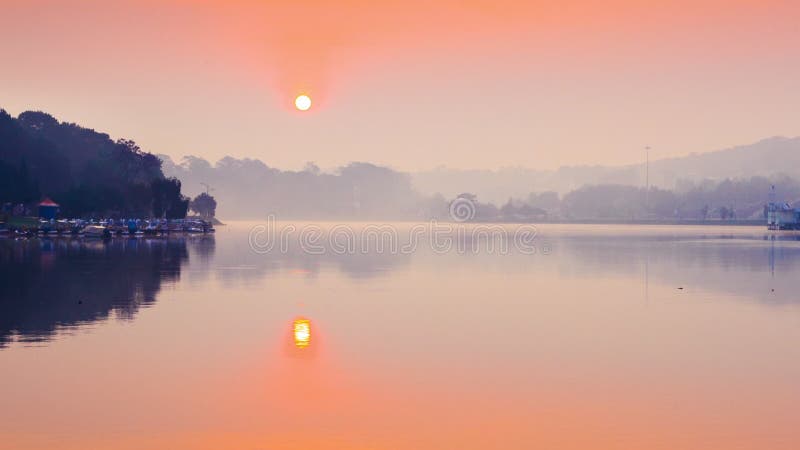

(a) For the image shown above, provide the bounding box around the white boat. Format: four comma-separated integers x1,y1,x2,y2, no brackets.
81,225,108,237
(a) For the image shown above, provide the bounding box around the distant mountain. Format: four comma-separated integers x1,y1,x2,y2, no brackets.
645,136,800,185
411,137,800,203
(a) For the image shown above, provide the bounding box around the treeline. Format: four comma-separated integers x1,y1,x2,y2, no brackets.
0,110,189,218
464,175,799,222
161,156,428,219
162,152,792,222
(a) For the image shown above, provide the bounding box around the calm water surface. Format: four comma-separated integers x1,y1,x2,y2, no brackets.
1,223,799,449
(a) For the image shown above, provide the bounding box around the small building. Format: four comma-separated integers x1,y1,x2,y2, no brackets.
766,202,799,229
766,185,800,229
38,198,60,220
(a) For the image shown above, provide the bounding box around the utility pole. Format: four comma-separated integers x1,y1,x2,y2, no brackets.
644,146,650,217
200,182,214,195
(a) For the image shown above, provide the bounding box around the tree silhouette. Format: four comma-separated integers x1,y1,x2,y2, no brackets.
0,109,190,218
190,192,217,219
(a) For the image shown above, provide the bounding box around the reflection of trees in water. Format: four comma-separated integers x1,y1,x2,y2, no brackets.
208,226,413,285
0,237,214,347
213,245,412,285
551,234,800,304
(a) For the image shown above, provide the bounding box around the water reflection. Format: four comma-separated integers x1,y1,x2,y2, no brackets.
3,225,800,449
293,318,311,348
546,232,800,304
4,225,800,350
213,225,800,303
0,236,213,347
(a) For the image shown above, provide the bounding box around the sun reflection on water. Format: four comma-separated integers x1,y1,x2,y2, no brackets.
293,319,311,348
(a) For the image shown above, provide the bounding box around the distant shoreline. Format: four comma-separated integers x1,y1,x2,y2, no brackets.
476,218,765,227
215,218,766,227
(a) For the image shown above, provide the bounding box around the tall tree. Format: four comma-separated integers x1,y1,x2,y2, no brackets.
190,192,217,219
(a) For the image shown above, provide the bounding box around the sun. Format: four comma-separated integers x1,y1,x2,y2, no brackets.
295,94,312,111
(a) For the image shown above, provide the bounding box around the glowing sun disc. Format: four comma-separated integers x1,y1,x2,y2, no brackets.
295,94,312,111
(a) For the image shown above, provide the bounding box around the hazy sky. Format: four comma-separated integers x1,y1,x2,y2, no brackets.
1,0,798,171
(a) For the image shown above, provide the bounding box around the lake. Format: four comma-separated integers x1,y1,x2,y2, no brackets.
1,222,799,449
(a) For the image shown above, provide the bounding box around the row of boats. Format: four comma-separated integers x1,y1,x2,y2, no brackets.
2,218,215,238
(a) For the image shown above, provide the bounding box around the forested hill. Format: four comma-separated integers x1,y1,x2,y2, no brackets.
0,109,188,218
412,136,800,203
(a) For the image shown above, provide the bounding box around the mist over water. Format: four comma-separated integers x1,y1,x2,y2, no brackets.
1,223,799,449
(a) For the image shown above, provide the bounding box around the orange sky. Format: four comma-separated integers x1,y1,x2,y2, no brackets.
1,0,798,170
